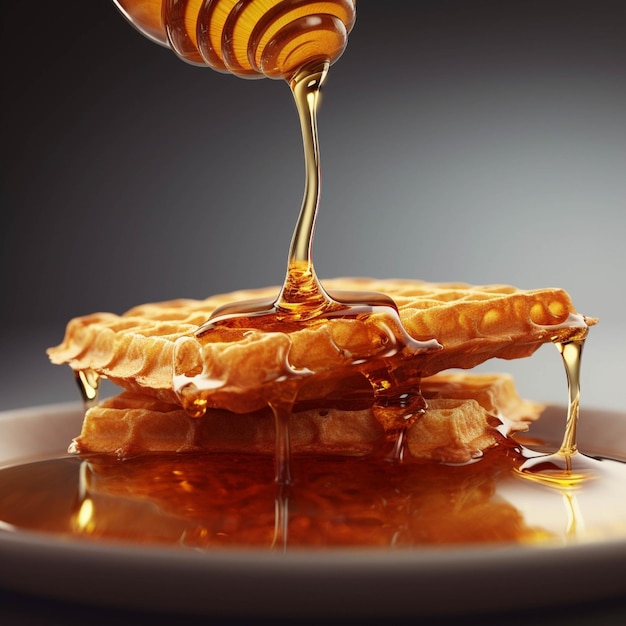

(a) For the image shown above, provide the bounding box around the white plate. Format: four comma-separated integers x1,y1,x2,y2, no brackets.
0,403,625,618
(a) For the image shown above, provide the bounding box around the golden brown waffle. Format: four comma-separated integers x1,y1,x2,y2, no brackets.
48,277,594,413
72,371,542,463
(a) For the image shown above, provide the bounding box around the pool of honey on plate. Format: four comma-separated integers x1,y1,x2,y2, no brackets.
1,433,626,549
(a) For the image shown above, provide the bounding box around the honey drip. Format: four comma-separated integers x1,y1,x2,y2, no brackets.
517,338,601,488
75,369,100,408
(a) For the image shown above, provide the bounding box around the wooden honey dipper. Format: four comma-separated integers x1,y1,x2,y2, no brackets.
113,0,357,79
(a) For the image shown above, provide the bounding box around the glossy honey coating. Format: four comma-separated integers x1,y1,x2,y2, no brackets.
113,0,357,79
47,277,594,414
70,371,543,461
70,448,544,548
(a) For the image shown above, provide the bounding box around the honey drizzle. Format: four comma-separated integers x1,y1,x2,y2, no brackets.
170,57,440,482
557,339,583,457
271,483,290,551
278,61,332,315
517,338,599,488
201,60,334,323
269,401,294,486
75,370,100,408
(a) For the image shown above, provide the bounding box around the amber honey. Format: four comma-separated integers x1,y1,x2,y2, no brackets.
1,438,625,548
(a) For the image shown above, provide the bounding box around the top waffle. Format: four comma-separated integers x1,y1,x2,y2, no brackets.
48,277,594,414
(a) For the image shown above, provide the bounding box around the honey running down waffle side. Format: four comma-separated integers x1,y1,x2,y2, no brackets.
48,277,594,411
71,371,542,463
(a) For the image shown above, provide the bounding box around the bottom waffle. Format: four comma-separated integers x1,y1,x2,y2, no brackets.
72,371,542,464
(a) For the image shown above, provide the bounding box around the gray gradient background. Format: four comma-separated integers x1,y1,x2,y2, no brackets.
1,0,625,411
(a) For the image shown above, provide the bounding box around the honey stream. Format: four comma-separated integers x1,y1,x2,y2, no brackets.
517,339,597,488
172,58,440,482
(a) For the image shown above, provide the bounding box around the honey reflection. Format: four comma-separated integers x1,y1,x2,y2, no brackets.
70,450,551,549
